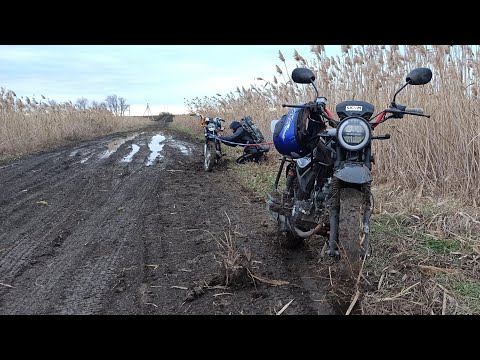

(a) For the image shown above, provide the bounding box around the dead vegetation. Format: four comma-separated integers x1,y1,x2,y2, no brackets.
177,45,480,314
184,211,292,304
356,186,480,314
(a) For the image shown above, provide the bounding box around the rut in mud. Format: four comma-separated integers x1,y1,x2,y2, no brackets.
0,122,352,315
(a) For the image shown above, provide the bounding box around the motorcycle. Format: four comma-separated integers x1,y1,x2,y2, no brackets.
190,113,225,171
267,66,432,277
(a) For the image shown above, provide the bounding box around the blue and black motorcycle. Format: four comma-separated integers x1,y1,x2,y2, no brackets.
267,66,432,277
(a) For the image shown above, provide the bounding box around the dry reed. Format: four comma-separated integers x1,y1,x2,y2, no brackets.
0,90,152,159
180,45,480,206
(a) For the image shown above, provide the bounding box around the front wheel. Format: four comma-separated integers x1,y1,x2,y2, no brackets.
204,140,216,171
338,187,369,278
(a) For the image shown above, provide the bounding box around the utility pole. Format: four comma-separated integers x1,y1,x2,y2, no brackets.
143,103,152,117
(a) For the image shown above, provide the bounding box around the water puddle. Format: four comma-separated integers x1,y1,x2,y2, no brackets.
176,144,192,155
67,132,194,167
121,144,140,163
146,134,167,166
99,134,138,159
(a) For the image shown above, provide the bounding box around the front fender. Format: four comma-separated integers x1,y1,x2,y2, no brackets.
334,162,372,184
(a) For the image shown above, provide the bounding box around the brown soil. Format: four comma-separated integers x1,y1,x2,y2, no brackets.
0,122,354,315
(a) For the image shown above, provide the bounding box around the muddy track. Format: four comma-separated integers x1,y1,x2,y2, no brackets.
0,122,348,315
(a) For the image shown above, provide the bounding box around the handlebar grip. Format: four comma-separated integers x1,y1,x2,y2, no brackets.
405,107,424,115
282,104,308,108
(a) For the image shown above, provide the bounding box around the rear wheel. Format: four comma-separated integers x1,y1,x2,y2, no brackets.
204,141,216,171
236,153,253,164
338,187,369,279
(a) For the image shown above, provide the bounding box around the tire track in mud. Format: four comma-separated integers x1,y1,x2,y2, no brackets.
0,125,342,315
0,162,124,313
0,129,201,314
0,138,127,233
0,141,134,277
138,168,222,314
53,175,155,315
0,168,109,285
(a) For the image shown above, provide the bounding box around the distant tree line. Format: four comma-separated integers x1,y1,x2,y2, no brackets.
75,95,129,116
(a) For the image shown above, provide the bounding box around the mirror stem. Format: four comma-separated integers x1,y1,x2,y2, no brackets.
391,81,410,106
310,80,319,98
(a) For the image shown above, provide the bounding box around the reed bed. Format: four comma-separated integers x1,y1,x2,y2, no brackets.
0,90,152,160
179,45,480,206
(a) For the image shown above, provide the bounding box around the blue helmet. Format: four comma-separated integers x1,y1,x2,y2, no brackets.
273,106,321,158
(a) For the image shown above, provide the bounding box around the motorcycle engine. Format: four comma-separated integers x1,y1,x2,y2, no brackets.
292,199,314,223
314,177,332,211
292,199,312,215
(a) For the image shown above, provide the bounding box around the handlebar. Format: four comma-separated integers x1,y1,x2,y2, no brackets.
190,113,226,122
282,104,309,108
372,133,391,140
405,107,425,116
385,107,430,118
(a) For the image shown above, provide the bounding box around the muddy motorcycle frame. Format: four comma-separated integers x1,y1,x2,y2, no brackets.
190,113,225,171
268,66,432,274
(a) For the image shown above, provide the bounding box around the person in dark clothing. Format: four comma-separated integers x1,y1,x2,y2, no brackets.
219,121,268,163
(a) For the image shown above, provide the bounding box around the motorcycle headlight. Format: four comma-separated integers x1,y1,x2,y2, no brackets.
337,117,371,151
207,123,216,132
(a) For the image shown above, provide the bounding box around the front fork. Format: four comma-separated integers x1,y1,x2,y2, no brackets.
327,178,372,258
205,132,222,159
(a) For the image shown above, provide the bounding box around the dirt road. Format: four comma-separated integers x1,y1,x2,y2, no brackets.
0,122,349,315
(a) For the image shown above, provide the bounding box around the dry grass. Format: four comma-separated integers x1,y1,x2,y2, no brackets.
183,45,480,206
0,89,152,161
358,185,480,314
211,212,254,288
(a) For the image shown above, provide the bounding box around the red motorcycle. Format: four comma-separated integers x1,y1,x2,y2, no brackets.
190,113,225,171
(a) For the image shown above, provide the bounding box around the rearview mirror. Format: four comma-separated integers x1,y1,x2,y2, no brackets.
292,68,316,84
406,67,432,85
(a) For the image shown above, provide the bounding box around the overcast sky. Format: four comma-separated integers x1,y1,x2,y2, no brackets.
0,45,341,115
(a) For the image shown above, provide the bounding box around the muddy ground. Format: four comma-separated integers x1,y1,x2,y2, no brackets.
0,121,355,315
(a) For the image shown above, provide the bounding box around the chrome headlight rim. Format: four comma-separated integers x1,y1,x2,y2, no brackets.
206,123,216,132
337,117,371,151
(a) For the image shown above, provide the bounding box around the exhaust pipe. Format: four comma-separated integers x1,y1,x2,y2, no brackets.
294,223,323,238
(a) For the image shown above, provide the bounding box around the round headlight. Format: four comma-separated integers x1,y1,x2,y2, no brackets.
337,117,371,151
207,123,216,132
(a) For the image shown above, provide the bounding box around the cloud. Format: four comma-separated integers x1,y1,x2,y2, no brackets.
0,45,341,112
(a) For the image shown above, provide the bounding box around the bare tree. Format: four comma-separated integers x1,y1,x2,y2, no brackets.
76,97,88,110
105,95,129,116
106,95,119,116
91,101,108,111
118,97,129,116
